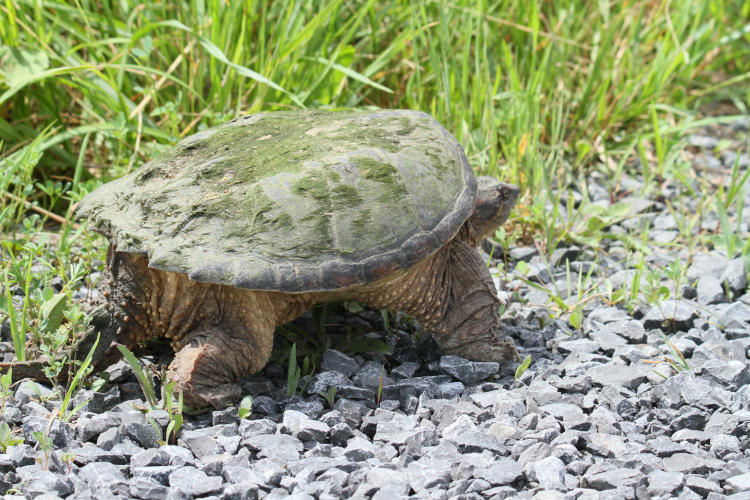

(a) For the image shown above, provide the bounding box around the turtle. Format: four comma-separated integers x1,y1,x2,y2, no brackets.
13,109,520,408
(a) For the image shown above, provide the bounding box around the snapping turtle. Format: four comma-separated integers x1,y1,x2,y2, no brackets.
18,109,520,407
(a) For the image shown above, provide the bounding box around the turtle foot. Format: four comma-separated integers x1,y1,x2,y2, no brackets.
178,381,242,410
168,327,265,409
452,336,521,364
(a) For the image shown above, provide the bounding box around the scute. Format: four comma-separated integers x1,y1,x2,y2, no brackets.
78,109,476,292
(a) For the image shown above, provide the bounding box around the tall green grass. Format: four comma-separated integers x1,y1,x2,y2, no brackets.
1,0,747,213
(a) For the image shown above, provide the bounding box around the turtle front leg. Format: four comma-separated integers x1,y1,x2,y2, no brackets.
166,289,313,409
360,235,519,364
433,238,519,363
169,322,275,409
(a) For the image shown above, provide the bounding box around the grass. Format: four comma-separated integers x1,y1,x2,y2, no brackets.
0,1,748,401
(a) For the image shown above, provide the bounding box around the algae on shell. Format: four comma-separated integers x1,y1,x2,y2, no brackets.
78,109,476,292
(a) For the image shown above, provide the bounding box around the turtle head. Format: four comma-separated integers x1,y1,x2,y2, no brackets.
467,176,519,243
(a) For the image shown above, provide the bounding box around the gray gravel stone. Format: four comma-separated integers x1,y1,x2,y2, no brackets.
439,355,499,385
352,361,392,389
469,389,526,418
452,431,506,454
238,418,277,438
321,349,360,378
407,457,452,492
583,467,645,490
541,403,586,426
705,410,745,435
700,359,750,388
78,413,110,442
685,475,722,496
533,456,566,490
726,472,750,494
281,409,330,442
662,453,707,473
688,253,729,282
709,434,741,458
697,274,726,304
589,330,627,355
245,433,303,463
366,467,410,496
473,457,523,486
132,465,181,485
21,471,75,498
122,420,160,449
688,134,718,148
646,470,684,496
169,466,223,496
131,446,195,468
557,338,599,355
587,361,652,390
14,380,54,406
129,477,170,499
179,429,219,458
721,258,748,295
96,426,122,451
78,461,126,485
212,407,239,426
305,371,351,395
222,465,264,485
644,300,698,331
221,482,259,500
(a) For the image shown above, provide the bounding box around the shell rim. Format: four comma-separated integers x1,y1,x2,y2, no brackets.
82,110,477,293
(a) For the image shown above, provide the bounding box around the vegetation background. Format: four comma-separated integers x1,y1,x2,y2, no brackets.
0,0,749,365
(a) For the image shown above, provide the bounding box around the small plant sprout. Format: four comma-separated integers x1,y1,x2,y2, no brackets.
515,355,532,382
59,333,100,422
61,452,75,474
0,422,23,452
376,366,385,406
662,260,685,299
642,332,690,379
286,343,301,397
117,344,159,407
1,264,30,361
238,396,253,419
569,307,583,330
318,386,337,409
0,368,12,415
32,430,53,471
116,347,184,443
161,383,184,446
381,310,392,336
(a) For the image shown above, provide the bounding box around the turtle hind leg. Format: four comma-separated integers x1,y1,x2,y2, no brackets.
359,236,519,364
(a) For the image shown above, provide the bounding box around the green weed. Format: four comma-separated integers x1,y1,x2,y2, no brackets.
31,430,53,471
0,422,23,452
116,345,184,444
238,396,253,419
515,355,533,382
0,368,11,415
58,332,99,423
318,386,337,410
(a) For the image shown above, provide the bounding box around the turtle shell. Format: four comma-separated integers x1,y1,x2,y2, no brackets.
78,109,476,292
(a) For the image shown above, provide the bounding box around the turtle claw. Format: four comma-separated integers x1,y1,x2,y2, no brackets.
178,382,242,410
453,336,520,364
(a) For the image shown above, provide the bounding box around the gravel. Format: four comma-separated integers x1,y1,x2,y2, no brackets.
2,119,749,499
